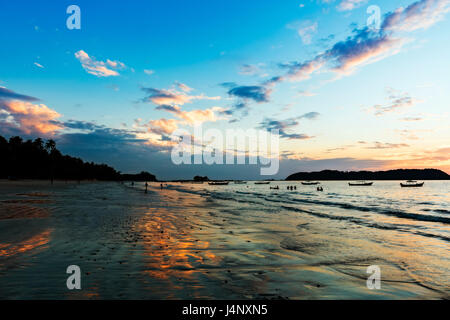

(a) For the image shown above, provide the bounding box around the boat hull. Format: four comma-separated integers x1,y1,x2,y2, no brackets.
400,182,424,187
208,182,229,186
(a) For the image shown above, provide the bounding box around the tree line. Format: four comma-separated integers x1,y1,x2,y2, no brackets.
0,135,156,182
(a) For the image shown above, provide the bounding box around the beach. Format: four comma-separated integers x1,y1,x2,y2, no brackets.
0,180,448,299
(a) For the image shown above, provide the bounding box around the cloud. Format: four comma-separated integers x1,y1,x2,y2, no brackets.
258,113,319,140
226,84,270,103
0,100,63,135
174,81,193,92
279,58,325,81
382,0,450,32
0,87,39,102
299,112,320,120
59,120,105,131
297,90,317,97
370,88,421,116
146,118,179,135
323,29,405,74
75,50,126,77
141,87,220,106
239,64,262,76
297,22,319,45
34,62,44,69
144,69,155,76
366,141,410,149
400,116,424,121
277,0,449,82
337,0,367,11
155,104,226,125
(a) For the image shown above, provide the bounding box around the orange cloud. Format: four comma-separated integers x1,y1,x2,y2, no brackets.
147,118,179,135
0,100,62,135
75,50,125,77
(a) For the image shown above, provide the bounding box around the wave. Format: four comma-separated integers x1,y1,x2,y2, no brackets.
281,205,450,242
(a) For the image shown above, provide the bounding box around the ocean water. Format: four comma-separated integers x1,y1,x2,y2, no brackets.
0,180,448,299
156,180,450,298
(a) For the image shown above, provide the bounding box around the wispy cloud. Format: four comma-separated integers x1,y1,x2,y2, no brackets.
365,141,410,149
34,62,44,69
288,21,319,45
382,0,450,32
155,104,227,125
337,0,367,11
0,87,39,102
258,112,319,140
276,0,450,83
75,50,126,77
369,88,421,116
141,86,220,106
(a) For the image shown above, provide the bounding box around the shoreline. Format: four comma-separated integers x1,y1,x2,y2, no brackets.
0,181,447,299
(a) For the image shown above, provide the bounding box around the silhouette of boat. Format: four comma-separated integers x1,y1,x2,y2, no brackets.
301,181,320,185
349,181,373,186
270,186,279,190
234,181,247,184
255,181,270,185
208,181,229,186
400,181,424,187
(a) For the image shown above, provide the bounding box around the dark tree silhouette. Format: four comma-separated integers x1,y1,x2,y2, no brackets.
0,135,157,182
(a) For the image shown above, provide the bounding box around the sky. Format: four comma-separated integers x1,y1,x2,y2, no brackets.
0,0,449,180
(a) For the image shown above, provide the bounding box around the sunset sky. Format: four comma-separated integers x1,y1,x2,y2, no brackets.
1,0,449,179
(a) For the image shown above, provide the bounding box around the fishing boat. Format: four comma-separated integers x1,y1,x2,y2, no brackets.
301,181,320,185
208,181,229,186
234,181,247,184
255,181,270,185
270,186,280,190
348,181,374,186
400,181,424,187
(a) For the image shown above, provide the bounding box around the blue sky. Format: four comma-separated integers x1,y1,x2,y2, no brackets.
1,0,449,179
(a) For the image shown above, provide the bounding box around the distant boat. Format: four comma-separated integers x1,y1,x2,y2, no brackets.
349,181,374,186
255,181,270,185
400,181,424,188
301,181,320,185
234,181,247,184
208,181,229,186
270,186,279,190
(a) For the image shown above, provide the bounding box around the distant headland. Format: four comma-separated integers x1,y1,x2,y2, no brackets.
286,169,450,181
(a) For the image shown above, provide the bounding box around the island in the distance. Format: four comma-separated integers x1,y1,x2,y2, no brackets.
285,169,450,181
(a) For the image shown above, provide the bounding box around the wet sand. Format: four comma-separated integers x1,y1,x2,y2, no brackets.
0,180,446,299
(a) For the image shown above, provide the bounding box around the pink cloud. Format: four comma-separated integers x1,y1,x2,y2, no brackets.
75,50,125,77
0,100,63,135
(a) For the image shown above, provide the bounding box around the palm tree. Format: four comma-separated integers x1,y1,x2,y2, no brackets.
45,139,56,184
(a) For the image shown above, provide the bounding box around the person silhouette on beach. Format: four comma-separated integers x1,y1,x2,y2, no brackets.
160,183,163,190
145,182,148,193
